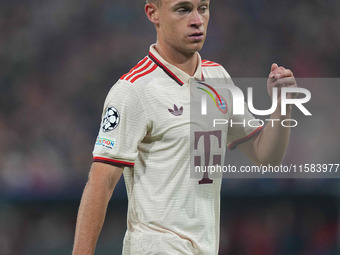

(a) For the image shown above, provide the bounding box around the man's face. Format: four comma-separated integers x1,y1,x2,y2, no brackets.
155,0,210,55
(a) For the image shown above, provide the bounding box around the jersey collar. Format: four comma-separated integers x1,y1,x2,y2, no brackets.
148,44,203,86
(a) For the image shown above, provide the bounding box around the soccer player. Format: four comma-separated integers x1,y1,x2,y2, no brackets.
72,0,297,254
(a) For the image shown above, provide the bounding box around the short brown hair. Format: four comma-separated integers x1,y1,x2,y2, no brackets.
146,0,161,7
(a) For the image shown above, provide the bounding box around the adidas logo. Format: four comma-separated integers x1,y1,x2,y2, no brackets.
168,104,183,116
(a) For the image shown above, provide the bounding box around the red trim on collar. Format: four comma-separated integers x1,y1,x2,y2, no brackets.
148,52,184,86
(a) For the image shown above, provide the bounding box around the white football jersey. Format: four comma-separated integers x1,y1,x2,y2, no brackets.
93,45,262,254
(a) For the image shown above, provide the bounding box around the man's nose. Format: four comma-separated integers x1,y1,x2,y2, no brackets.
190,10,203,27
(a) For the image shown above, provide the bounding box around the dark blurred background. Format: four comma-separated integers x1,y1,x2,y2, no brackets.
1,0,340,254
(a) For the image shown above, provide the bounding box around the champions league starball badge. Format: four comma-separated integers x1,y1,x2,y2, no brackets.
102,106,120,132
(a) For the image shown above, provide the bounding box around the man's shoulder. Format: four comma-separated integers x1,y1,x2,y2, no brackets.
118,56,158,85
201,59,231,79
201,59,221,67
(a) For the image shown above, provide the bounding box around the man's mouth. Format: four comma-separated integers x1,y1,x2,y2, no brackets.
189,32,204,41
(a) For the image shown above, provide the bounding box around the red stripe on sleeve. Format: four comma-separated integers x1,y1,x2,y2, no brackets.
131,64,157,83
202,64,221,67
120,57,148,80
201,59,221,66
126,60,152,81
228,126,264,150
93,157,134,167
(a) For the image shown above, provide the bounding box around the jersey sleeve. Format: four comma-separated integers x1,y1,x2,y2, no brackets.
92,80,148,167
226,102,263,150
219,67,263,150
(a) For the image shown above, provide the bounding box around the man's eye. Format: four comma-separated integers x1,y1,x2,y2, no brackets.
199,6,208,13
177,8,189,13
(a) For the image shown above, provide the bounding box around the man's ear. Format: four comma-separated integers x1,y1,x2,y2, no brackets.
145,3,159,25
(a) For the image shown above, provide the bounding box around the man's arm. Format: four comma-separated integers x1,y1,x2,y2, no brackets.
238,63,297,165
72,162,123,255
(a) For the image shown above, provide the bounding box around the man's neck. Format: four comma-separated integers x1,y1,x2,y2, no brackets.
154,42,198,77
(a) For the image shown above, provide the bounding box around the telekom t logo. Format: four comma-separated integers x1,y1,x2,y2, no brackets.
194,130,222,184
201,87,312,116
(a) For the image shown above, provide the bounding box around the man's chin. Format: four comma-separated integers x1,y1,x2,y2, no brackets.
187,41,205,52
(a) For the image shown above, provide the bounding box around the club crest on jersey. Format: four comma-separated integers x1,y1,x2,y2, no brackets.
196,82,228,114
102,106,120,132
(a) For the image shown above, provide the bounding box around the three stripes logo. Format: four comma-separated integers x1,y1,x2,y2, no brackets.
196,82,228,114
120,57,157,83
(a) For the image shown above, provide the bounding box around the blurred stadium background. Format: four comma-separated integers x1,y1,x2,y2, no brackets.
1,0,340,254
